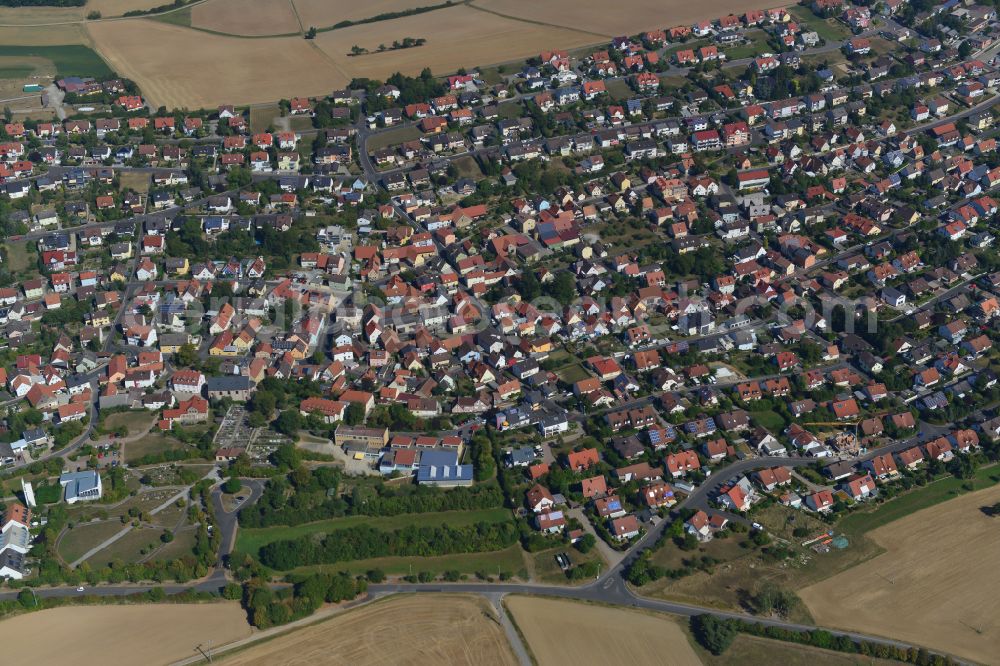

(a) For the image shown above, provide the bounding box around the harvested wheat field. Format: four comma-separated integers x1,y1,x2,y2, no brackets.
221,594,517,666
88,0,172,17
192,0,301,36
800,483,1000,664
0,24,87,46
470,0,796,38
87,19,347,108
292,0,435,28
507,596,701,666
315,4,599,82
0,603,250,666
0,6,84,25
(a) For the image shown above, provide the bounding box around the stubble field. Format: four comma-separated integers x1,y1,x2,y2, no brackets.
86,19,347,108
0,603,251,666
221,594,518,665
291,0,438,27
191,0,301,36
799,482,1000,665
468,0,797,38
506,595,702,666
313,5,599,81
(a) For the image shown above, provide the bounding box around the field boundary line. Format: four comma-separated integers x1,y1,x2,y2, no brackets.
465,0,614,40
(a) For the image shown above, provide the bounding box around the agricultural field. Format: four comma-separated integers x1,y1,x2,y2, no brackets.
468,0,795,39
191,0,301,36
86,19,346,108
0,603,250,666
312,5,599,84
0,43,113,79
221,594,517,666
506,596,701,666
88,0,171,16
236,507,512,555
291,0,447,29
799,482,1000,665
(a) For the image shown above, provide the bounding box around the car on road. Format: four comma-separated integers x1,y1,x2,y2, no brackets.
76,586,85,592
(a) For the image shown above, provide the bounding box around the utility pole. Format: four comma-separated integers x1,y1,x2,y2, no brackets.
195,642,213,663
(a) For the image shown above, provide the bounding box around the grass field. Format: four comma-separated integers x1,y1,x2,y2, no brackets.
749,407,788,432
103,409,156,434
118,171,150,194
222,594,517,665
5,240,35,275
692,633,899,665
57,520,126,564
237,507,512,554
452,154,483,179
124,433,193,463
0,44,113,78
556,363,591,384
787,5,852,42
507,596,701,666
293,543,527,578
800,481,1000,664
0,604,250,666
249,104,282,132
366,124,422,151
0,65,34,79
528,545,605,585
87,525,166,567
604,78,633,101
192,0,301,36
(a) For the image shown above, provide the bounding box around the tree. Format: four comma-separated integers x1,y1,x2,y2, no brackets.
691,614,736,655
17,588,36,608
274,409,304,436
305,26,317,39
575,533,597,553
174,343,199,368
551,271,576,306
344,402,366,426
223,477,243,494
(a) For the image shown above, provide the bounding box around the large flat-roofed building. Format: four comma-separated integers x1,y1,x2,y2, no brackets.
60,470,102,504
334,425,389,448
416,450,473,487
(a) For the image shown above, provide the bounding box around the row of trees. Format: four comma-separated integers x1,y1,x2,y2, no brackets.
239,572,366,629
240,466,503,528
692,614,957,664
258,522,519,569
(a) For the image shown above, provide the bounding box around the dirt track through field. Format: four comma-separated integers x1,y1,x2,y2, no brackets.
0,603,250,666
507,595,701,666
800,483,1000,664
221,594,517,665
